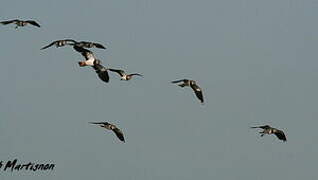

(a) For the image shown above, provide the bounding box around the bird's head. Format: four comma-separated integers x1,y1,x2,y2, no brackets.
78,61,86,67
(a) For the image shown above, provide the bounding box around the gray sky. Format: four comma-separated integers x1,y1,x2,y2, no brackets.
1,0,318,179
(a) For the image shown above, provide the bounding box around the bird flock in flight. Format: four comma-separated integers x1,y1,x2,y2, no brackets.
1,18,287,142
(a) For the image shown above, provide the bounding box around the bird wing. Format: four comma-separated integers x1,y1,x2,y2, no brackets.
41,39,77,50
109,69,125,77
41,41,57,50
250,125,271,129
89,122,108,125
0,19,18,25
93,43,106,49
73,45,92,53
171,79,187,84
74,41,88,48
93,64,109,83
274,129,287,141
76,41,106,49
97,70,109,83
26,20,40,27
129,73,143,77
190,83,204,103
64,39,77,45
73,45,95,60
112,127,125,142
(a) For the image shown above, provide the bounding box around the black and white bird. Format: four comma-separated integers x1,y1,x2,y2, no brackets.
74,41,106,49
251,125,287,142
89,122,125,142
41,39,77,50
1,19,40,28
73,45,97,67
109,68,143,81
92,60,109,83
171,79,204,104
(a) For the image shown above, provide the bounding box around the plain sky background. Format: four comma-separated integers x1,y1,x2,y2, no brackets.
1,0,318,179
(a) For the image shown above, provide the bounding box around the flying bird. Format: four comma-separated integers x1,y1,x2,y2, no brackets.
89,122,125,142
251,125,287,142
41,39,77,50
171,79,204,104
74,41,106,49
1,19,40,28
92,60,109,83
73,47,109,83
73,45,97,67
109,68,143,81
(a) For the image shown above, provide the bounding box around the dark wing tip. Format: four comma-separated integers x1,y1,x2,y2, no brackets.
118,135,125,142
97,69,110,83
99,73,109,83
89,122,100,125
130,73,143,77
89,122,102,124
250,126,259,129
27,20,40,27
274,131,287,142
40,42,54,50
89,122,109,125
0,20,15,25
195,91,204,103
171,79,185,83
190,84,204,104
113,128,125,142
252,125,270,129
94,43,106,49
